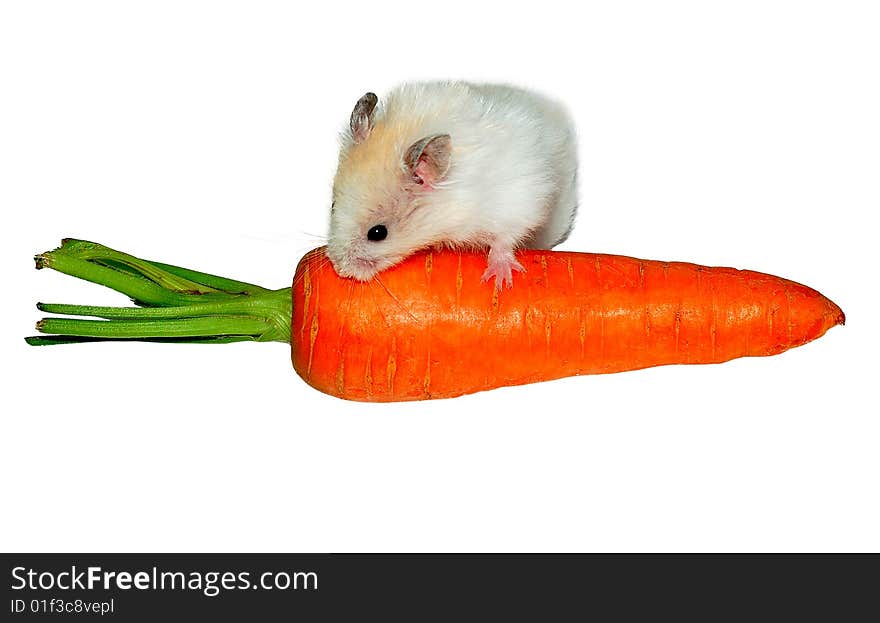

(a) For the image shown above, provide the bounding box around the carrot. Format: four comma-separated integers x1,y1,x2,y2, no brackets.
28,239,844,402
291,248,844,401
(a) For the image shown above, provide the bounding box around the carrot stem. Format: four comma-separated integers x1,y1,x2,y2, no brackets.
28,239,292,345
143,260,270,295
36,316,272,339
25,335,257,346
37,298,281,320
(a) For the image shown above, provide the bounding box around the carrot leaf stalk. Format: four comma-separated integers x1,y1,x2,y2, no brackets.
27,239,291,346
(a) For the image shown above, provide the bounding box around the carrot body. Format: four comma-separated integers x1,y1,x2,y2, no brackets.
291,248,844,402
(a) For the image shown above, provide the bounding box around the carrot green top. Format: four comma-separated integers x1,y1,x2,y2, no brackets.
28,239,292,346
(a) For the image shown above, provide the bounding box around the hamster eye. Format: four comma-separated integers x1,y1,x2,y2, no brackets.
367,225,388,241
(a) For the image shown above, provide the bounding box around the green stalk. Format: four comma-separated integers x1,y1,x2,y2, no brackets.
36,316,271,339
25,335,257,346
27,239,292,346
144,260,269,295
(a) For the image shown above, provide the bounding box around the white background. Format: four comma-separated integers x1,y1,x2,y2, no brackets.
1,1,877,552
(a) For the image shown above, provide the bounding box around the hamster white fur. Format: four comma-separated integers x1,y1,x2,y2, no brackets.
327,81,578,288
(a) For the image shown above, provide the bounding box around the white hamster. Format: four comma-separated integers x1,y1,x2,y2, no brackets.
327,81,578,288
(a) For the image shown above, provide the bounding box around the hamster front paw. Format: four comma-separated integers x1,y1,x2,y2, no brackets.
481,245,525,289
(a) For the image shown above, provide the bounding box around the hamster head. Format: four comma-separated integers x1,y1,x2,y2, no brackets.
327,92,452,281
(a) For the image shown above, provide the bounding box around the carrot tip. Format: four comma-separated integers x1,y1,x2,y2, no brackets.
827,298,845,327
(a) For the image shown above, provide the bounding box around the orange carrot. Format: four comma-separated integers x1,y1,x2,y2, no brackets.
28,240,843,402
291,248,844,401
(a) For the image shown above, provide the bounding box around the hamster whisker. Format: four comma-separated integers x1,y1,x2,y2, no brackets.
371,274,419,324
365,279,392,329
298,230,329,242
334,278,357,344
290,254,333,291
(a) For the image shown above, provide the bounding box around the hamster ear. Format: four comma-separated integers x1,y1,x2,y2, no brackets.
350,92,378,143
405,134,452,187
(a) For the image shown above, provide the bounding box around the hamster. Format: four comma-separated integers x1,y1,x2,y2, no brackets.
327,81,578,288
